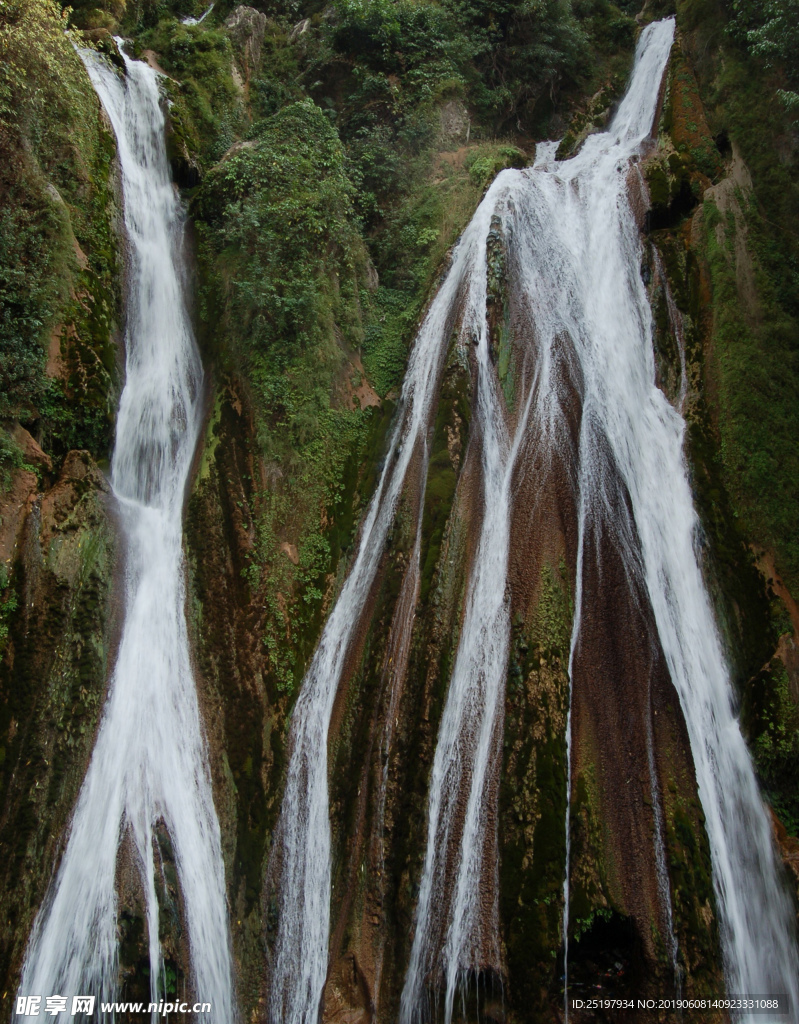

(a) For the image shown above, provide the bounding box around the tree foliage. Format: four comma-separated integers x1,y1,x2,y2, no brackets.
330,0,591,122
730,0,799,117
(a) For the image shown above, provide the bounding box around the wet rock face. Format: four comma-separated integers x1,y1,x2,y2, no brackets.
176,164,725,1021
310,211,722,1022
0,453,116,1005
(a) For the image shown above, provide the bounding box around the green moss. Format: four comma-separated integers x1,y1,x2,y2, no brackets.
667,0,799,596
701,195,799,589
466,145,527,189
744,658,799,836
362,287,421,399
662,48,723,181
647,161,671,209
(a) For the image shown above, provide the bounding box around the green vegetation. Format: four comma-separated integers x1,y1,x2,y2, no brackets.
0,564,18,658
729,0,799,119
702,196,799,587
119,0,640,396
0,431,26,492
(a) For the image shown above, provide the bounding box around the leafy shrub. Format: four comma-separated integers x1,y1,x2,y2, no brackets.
438,0,590,119
196,99,363,368
331,0,472,100
467,144,527,188
0,185,59,418
730,0,799,118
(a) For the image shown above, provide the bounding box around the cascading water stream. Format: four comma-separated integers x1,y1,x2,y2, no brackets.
400,24,670,1022
18,46,234,1022
399,190,548,1024
402,17,798,1022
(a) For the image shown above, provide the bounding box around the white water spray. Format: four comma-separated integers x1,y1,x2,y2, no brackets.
18,47,235,1022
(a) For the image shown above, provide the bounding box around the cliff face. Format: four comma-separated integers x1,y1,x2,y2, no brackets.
2,0,798,1019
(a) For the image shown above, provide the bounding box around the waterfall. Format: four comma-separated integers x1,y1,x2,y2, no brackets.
543,17,798,1012
18,46,235,1021
402,16,798,1021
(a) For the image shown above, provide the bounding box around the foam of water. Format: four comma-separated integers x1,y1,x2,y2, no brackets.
18,47,235,1022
